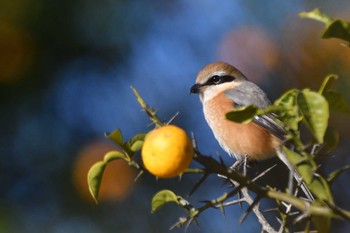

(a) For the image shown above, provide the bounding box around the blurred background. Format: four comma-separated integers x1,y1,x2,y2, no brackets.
1,0,350,232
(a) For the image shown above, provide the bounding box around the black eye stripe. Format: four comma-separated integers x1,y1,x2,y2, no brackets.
206,75,235,85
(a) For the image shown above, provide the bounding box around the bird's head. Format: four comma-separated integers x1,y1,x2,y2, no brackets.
190,62,247,103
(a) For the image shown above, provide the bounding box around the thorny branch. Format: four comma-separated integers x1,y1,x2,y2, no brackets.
171,149,350,231
231,180,278,233
218,162,279,232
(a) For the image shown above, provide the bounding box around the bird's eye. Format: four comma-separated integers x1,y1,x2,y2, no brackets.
206,74,235,86
210,75,221,84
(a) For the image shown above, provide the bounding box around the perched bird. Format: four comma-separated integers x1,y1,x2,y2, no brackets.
190,62,313,200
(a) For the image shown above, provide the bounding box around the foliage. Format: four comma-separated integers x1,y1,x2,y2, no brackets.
300,8,350,46
87,10,350,233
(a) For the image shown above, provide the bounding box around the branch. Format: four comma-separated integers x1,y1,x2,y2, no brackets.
193,150,350,220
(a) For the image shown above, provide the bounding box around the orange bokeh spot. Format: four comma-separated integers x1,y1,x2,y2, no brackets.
0,21,35,83
72,140,136,203
278,16,350,89
217,26,279,83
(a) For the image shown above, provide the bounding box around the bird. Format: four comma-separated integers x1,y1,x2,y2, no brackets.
190,61,313,200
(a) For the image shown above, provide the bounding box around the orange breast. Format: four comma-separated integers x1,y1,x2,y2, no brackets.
203,92,280,161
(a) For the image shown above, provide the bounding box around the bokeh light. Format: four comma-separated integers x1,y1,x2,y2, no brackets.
73,140,135,203
0,21,35,83
279,19,350,90
217,26,280,83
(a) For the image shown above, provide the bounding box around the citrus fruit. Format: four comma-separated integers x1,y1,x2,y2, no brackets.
141,125,194,178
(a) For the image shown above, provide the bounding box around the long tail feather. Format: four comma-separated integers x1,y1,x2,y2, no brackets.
276,147,314,201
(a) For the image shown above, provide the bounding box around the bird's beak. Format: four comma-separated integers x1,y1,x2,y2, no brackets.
190,83,202,94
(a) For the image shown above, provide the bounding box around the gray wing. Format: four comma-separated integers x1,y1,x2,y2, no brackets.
224,81,286,140
253,114,286,140
224,81,271,108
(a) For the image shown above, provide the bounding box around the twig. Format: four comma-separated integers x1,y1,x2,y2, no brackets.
193,151,350,219
241,187,277,233
227,176,277,233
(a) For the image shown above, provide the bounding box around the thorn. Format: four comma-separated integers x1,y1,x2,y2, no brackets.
281,201,290,209
221,198,246,207
146,121,156,128
166,112,180,125
218,154,225,165
190,132,198,150
238,191,243,210
178,173,183,182
185,217,200,233
184,218,193,233
293,213,308,224
276,217,284,233
288,211,300,216
263,208,279,213
218,202,226,218
252,164,277,182
239,195,261,224
189,174,209,196
310,144,322,155
134,170,144,182
275,217,283,225
169,217,187,230
229,159,244,172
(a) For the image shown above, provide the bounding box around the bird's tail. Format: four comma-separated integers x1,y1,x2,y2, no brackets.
275,147,314,201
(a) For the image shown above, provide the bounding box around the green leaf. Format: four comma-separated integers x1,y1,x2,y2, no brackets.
323,19,350,43
103,150,127,163
317,174,335,204
274,89,301,131
274,89,299,106
323,90,350,113
300,8,350,44
312,215,331,233
105,129,123,146
321,127,340,154
282,147,333,202
226,105,258,124
318,75,338,95
297,90,329,144
129,133,146,152
151,190,179,213
130,133,146,144
299,8,332,25
328,165,350,184
310,176,334,202
87,161,107,203
87,150,130,203
283,147,314,184
130,140,144,152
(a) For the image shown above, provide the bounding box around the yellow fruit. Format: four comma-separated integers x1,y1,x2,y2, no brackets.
141,125,194,178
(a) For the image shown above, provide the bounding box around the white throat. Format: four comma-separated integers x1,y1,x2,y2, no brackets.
200,81,241,103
